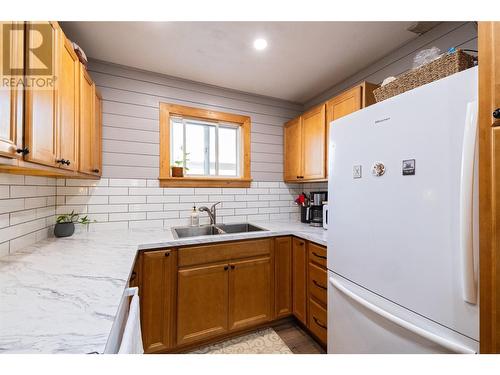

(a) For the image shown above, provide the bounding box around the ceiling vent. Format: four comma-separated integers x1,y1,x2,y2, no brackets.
406,22,441,35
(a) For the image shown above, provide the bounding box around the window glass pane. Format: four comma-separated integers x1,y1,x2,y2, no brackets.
218,126,238,176
209,126,216,175
171,119,184,168
185,122,206,175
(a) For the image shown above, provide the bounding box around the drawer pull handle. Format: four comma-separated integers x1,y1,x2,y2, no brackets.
224,265,229,271
312,251,327,260
313,316,327,329
313,280,327,290
164,252,170,257
230,264,235,270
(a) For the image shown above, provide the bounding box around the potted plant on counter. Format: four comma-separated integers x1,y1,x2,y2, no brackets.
54,211,92,238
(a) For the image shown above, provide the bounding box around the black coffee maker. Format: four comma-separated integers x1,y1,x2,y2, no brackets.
308,191,328,227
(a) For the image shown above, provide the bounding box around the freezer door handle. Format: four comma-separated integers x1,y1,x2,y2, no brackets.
459,101,478,304
329,277,476,354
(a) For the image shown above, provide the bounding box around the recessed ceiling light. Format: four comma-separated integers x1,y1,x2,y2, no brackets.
253,38,268,51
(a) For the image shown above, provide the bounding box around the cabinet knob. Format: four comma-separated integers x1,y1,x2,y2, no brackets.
16,147,29,155
92,168,100,173
64,160,71,166
230,264,235,270
56,159,65,164
164,252,170,257
224,265,229,271
494,108,500,119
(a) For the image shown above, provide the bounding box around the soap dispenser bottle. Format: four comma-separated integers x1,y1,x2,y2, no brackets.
190,205,199,227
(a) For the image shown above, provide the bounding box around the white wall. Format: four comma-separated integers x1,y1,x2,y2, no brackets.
54,60,304,232
304,22,478,109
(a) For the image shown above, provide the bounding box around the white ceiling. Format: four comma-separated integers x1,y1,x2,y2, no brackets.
61,22,421,103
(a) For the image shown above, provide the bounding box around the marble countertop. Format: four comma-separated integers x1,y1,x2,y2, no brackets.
0,220,327,354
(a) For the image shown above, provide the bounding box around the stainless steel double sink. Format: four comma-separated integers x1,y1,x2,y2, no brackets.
172,223,267,239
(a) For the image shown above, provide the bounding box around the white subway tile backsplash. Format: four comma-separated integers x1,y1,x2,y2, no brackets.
89,187,128,196
179,195,208,203
129,187,163,196
10,209,37,226
0,174,24,185
109,212,146,221
0,199,25,214
195,188,222,195
0,186,9,199
57,187,89,196
0,214,9,228
109,195,146,204
25,197,48,209
163,188,195,195
129,204,163,212
146,195,179,203
88,204,128,213
109,179,147,187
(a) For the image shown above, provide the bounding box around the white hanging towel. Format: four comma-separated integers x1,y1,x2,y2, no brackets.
118,287,144,354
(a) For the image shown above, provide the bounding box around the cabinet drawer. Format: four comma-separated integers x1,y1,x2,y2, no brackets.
178,239,272,267
308,298,327,345
308,262,327,306
308,242,327,268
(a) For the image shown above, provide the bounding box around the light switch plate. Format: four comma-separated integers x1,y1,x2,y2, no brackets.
353,165,362,179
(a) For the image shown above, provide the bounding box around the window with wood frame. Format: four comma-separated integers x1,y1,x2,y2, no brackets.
159,103,252,187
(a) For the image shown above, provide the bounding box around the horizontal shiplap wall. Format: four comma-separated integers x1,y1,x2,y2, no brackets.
305,22,478,109
0,174,56,256
89,60,302,181
57,61,304,231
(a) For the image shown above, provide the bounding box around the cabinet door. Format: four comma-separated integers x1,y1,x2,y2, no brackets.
140,249,176,353
325,86,362,177
24,22,58,167
92,90,102,176
275,237,292,318
78,65,95,174
302,104,326,180
57,35,79,170
283,116,302,181
177,262,229,346
228,256,273,331
292,238,307,324
0,21,23,158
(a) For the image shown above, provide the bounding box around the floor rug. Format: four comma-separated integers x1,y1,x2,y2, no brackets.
189,328,293,354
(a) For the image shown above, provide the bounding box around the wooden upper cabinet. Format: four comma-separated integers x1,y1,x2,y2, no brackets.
283,116,302,181
302,104,326,180
292,237,307,325
57,35,79,171
0,21,24,159
177,262,229,346
92,90,102,176
274,237,292,318
228,256,273,331
326,85,362,124
140,249,176,354
283,82,378,182
78,65,95,175
24,22,59,167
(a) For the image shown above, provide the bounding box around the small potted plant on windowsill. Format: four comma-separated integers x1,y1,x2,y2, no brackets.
171,154,189,178
54,211,92,238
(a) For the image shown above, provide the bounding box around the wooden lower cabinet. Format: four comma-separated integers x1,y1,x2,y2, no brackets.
140,249,176,354
308,298,328,345
177,262,229,346
274,237,292,318
228,256,273,331
292,237,307,325
136,237,327,353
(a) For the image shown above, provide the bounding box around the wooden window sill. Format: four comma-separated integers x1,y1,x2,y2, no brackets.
159,177,252,188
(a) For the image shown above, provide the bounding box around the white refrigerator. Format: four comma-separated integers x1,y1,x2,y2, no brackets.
327,67,479,354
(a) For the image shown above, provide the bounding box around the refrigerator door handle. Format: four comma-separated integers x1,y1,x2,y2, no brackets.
459,101,478,305
329,277,476,354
